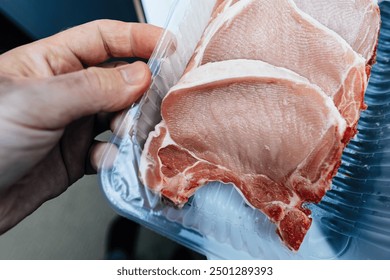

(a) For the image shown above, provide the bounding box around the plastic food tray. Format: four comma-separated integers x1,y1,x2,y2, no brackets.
99,0,390,259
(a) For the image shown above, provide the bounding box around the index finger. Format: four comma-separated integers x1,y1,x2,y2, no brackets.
0,20,163,77
48,20,163,66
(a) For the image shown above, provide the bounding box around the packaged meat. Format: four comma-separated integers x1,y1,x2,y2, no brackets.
139,59,347,251
99,0,390,259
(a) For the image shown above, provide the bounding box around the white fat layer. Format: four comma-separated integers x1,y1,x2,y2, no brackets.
219,0,234,12
159,124,177,148
139,121,169,185
190,0,253,69
175,59,310,89
169,59,347,136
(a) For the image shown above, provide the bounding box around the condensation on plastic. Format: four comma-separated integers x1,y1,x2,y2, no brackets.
99,0,390,259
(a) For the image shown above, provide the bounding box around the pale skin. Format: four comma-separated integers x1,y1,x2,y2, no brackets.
0,20,162,233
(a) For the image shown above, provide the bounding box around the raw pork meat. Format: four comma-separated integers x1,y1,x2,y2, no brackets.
293,0,381,65
186,0,367,138
138,0,380,251
217,0,381,65
140,59,347,251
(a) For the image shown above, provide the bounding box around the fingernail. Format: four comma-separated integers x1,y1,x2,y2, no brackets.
120,62,147,85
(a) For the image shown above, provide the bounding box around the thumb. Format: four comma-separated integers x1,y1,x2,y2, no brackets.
32,61,151,128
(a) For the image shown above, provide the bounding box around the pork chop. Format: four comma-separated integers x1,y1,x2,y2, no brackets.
219,0,380,65
293,0,381,65
139,59,347,251
186,0,367,138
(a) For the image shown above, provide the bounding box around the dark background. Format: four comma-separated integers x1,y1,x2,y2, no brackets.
0,0,139,53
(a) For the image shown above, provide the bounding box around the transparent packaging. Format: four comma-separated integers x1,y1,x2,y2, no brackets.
99,0,390,259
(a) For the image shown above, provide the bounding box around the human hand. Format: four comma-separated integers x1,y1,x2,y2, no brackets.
0,20,161,233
